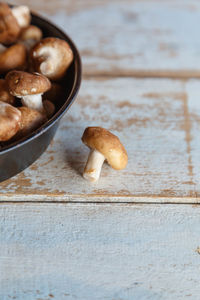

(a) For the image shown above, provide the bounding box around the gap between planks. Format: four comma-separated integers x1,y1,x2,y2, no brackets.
83,70,200,80
1,194,200,205
0,199,200,206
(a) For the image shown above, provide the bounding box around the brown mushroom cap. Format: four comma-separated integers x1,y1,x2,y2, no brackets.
5,71,51,97
0,44,27,74
82,127,128,170
19,25,42,42
0,3,20,44
30,37,74,80
16,106,47,138
0,79,15,105
0,101,21,141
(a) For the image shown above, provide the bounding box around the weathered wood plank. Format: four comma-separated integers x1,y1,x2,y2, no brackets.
9,0,200,76
0,203,200,299
1,78,200,202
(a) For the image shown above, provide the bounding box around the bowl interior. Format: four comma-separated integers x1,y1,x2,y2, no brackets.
0,12,81,154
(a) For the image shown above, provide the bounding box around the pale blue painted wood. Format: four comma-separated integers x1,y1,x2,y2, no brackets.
48,0,200,76
2,78,199,202
0,203,200,299
7,0,200,77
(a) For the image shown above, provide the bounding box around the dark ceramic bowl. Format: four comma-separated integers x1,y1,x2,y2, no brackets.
0,12,81,182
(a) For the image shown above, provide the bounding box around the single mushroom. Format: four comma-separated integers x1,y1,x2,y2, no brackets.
15,106,47,139
11,5,31,29
6,70,51,112
0,3,20,44
0,43,27,73
0,79,15,105
30,37,74,80
82,127,128,182
0,101,21,141
19,25,42,50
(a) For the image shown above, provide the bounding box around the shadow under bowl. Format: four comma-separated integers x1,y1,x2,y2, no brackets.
0,12,82,183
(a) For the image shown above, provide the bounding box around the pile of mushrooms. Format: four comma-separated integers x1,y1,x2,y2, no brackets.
0,3,128,182
0,2,73,146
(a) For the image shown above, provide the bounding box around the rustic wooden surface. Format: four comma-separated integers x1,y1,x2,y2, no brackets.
1,203,200,300
1,0,200,299
8,0,200,77
2,78,200,202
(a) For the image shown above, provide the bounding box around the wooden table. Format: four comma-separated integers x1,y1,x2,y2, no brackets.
1,0,200,298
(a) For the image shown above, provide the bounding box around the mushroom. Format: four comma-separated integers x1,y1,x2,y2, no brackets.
0,79,15,105
0,101,21,141
11,5,31,29
30,37,74,80
15,106,47,139
82,127,128,182
0,43,27,73
0,3,20,44
6,70,51,113
19,25,42,50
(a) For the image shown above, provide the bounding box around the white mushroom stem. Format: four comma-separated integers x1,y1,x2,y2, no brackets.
83,149,105,182
21,94,43,112
12,6,30,28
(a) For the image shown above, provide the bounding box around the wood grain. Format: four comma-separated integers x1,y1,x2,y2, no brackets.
0,2,199,297
1,203,200,299
9,0,200,77
1,78,200,202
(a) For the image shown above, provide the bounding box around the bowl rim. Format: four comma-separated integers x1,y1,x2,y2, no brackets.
0,11,82,155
